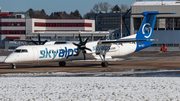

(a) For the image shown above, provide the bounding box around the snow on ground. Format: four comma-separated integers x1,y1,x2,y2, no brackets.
0,77,180,100
0,56,6,62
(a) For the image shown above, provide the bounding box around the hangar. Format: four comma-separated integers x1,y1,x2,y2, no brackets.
131,1,180,50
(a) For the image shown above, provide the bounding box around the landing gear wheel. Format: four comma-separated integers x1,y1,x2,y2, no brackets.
101,61,108,67
12,64,16,69
59,61,66,67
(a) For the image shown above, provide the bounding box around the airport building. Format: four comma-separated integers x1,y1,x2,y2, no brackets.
0,18,96,48
87,1,180,50
87,11,130,39
131,1,180,50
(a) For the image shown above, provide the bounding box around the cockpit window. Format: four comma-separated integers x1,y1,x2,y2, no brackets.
21,49,28,52
14,49,28,53
14,49,21,53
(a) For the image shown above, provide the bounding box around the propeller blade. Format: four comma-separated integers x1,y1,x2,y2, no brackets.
73,42,79,46
78,34,82,44
84,37,89,44
74,49,81,56
30,39,38,45
42,40,48,45
73,34,91,60
85,47,92,52
38,34,41,44
82,50,86,60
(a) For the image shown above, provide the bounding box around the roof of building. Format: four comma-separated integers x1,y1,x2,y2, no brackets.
28,31,110,36
132,1,180,6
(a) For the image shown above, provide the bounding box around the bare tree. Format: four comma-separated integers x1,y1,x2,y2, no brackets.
91,2,111,13
99,2,111,13
120,4,129,12
60,12,67,19
40,9,47,18
92,4,100,13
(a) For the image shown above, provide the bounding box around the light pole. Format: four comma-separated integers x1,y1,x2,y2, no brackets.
121,12,122,38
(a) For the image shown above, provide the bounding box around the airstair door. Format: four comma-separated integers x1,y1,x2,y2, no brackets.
32,47,38,60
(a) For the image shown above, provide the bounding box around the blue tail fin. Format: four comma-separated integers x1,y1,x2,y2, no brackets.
135,11,158,52
135,11,175,52
136,11,158,40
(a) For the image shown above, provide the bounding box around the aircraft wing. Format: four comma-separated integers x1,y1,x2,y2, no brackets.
98,39,154,44
14,39,32,42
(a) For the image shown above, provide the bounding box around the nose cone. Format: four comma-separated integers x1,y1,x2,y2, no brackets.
4,57,10,63
4,56,13,63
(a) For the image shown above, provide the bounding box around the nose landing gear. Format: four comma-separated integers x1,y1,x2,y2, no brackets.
12,63,16,69
59,61,66,67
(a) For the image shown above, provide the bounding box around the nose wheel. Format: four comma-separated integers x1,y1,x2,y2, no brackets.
12,64,16,69
59,61,66,67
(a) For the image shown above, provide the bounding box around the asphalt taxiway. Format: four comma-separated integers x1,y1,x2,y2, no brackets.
1,51,180,76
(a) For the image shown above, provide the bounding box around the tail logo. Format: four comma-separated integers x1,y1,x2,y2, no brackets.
142,23,152,38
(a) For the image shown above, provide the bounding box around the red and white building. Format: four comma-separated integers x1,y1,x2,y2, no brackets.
1,18,95,39
32,19,95,32
0,17,95,47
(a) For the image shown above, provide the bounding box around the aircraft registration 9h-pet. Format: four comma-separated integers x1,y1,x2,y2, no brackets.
4,11,175,69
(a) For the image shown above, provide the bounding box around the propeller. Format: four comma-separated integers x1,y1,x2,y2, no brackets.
30,34,48,45
73,34,92,60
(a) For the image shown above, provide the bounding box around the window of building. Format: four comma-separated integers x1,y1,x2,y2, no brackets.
166,18,173,30
0,30,25,35
0,22,25,26
9,23,11,26
34,22,91,27
174,18,180,30
21,31,24,34
158,18,166,30
134,18,142,30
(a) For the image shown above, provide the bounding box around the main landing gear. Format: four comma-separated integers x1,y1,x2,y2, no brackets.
12,63,16,69
99,54,108,67
59,61,66,67
101,61,108,67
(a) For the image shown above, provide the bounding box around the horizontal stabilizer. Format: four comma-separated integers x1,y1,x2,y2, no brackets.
129,13,176,15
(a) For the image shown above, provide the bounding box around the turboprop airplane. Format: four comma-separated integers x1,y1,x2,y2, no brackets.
4,11,174,69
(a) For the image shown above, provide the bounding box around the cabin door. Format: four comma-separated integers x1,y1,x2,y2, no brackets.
32,47,38,60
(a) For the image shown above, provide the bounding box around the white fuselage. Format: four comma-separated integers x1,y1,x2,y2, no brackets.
4,41,137,64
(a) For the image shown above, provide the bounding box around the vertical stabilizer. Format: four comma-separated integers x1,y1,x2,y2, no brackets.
136,11,158,40
135,11,158,51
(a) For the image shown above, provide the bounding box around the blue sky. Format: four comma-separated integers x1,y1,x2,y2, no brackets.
0,0,135,16
0,0,176,16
